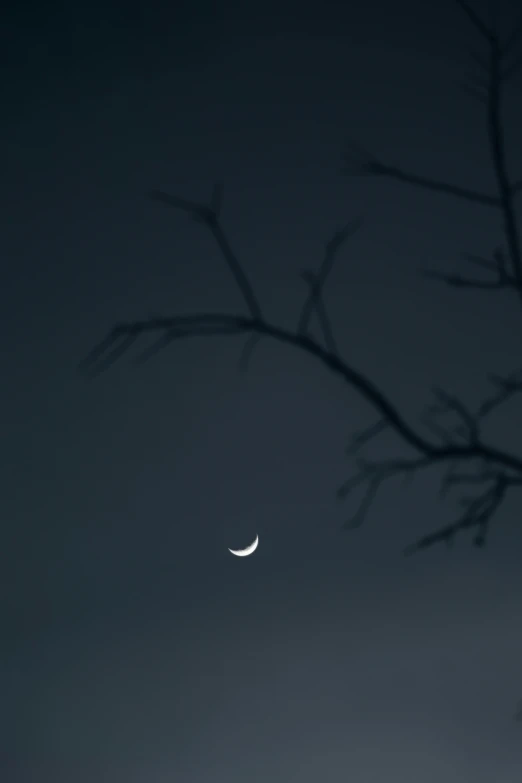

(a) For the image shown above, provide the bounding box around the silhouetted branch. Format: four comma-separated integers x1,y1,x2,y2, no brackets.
404,471,510,554
346,4,522,313
423,272,512,290
300,271,338,355
337,455,433,529
476,370,522,420
238,334,262,373
133,324,242,366
149,188,263,320
502,15,522,56
345,419,389,456
83,3,522,562
502,49,522,80
80,315,520,473
423,247,522,291
82,333,139,377
485,42,522,303
461,249,507,272
83,312,435,457
343,144,502,207
455,0,493,42
428,387,479,443
422,368,522,443
421,413,456,447
81,306,522,554
298,218,362,353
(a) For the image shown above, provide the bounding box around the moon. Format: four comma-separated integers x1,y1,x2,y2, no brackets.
228,534,259,557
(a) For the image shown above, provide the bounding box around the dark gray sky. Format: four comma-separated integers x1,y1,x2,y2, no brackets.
2,0,522,780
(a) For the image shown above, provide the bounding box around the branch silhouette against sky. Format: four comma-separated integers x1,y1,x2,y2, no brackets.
81,0,522,557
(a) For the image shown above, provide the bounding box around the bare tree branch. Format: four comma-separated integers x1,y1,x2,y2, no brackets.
238,334,262,373
422,247,522,291
337,455,434,529
502,15,522,56
485,41,522,303
477,370,522,420
404,472,510,554
343,146,522,208
502,48,522,80
429,387,480,444
420,367,522,445
132,324,241,367
297,218,362,355
83,2,522,564
455,0,494,42
298,220,362,330
421,413,456,447
345,7,522,313
80,312,522,481
81,333,139,378
461,248,507,272
149,189,263,320
343,145,502,207
345,419,389,456
300,271,338,355
423,271,512,290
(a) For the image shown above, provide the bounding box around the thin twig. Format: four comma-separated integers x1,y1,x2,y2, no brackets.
238,334,262,373
300,271,338,355
298,218,362,338
455,0,494,43
485,41,522,309
343,145,502,207
150,189,263,320
404,473,508,554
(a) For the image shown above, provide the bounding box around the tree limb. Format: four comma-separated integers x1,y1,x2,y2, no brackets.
150,188,263,320
455,0,494,43
485,41,522,303
80,310,522,474
403,469,522,554
83,3,522,560
342,146,503,207
298,218,362,342
502,15,522,56
300,271,338,355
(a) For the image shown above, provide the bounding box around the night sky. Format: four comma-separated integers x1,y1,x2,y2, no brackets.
3,0,522,780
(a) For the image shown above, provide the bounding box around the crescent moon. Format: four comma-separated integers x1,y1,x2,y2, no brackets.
228,534,259,557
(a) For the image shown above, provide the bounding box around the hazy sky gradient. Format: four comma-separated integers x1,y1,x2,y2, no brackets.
2,0,522,780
